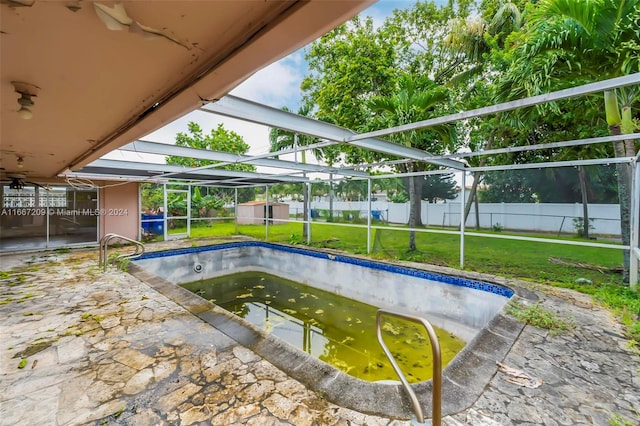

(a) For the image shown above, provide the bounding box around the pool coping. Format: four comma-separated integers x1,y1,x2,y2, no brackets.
128,241,535,420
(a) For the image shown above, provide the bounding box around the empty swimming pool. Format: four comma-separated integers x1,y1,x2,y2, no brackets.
129,241,524,419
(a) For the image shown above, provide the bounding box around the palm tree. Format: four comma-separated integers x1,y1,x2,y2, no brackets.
269,105,329,237
499,0,639,280
441,1,524,226
368,75,456,251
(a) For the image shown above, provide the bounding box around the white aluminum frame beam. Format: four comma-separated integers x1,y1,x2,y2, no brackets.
438,133,640,160
338,133,640,171
80,159,309,184
200,95,465,170
631,153,640,290
347,73,640,141
315,156,633,183
470,157,633,173
119,140,369,178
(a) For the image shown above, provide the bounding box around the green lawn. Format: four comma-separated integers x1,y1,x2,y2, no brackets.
186,221,621,284
168,220,640,341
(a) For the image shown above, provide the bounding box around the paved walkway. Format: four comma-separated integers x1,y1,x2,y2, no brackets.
1,240,639,425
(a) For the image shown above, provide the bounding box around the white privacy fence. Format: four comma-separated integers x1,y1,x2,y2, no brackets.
292,201,622,236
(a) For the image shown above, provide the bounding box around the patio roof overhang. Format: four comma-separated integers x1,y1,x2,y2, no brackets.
1,0,375,181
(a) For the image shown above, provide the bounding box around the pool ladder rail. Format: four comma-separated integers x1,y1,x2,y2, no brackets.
376,309,442,426
99,233,145,271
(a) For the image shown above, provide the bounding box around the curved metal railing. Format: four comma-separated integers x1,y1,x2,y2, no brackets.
376,309,442,426
99,233,145,271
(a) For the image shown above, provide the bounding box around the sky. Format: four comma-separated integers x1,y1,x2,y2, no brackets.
104,0,420,168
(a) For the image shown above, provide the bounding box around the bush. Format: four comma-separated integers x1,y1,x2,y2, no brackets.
389,193,409,203
573,217,595,238
341,210,362,223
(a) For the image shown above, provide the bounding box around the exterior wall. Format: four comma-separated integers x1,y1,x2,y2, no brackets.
99,183,139,240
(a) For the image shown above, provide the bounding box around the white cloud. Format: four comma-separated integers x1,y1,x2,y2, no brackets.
230,49,306,109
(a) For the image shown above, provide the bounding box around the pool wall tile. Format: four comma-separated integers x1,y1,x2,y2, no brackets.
136,241,513,298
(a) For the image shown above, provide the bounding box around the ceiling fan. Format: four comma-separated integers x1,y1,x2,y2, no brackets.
0,174,50,191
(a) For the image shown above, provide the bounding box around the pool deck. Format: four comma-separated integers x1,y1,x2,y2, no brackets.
1,238,639,425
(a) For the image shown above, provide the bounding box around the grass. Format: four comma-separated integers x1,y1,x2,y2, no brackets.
505,300,574,335
168,221,640,341
185,221,622,283
608,412,639,426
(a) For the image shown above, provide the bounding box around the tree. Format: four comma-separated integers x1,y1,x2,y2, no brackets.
497,0,640,280
377,177,409,203
140,183,163,212
191,186,225,218
334,179,368,202
368,75,456,251
269,105,327,236
479,165,619,204
441,1,526,224
166,122,256,205
168,122,254,170
303,16,397,137
268,183,305,202
302,2,475,250
421,173,459,203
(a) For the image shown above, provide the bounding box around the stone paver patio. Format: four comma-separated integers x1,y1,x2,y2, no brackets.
1,239,639,425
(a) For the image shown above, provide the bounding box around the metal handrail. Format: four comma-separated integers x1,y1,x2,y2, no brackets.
376,309,442,426
99,233,145,271
99,233,120,268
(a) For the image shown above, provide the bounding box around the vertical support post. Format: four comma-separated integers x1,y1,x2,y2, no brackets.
234,188,238,235
163,183,168,242
630,158,639,290
307,182,312,244
460,170,466,269
44,187,50,248
187,184,191,238
265,185,269,241
329,173,334,222
95,187,100,243
367,178,372,254
137,182,142,241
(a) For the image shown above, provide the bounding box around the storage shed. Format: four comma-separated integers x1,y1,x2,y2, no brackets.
236,201,289,225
